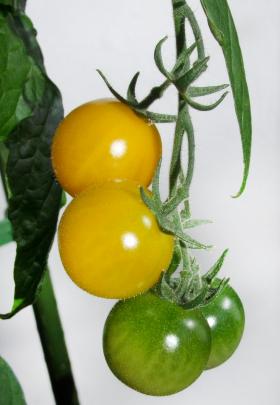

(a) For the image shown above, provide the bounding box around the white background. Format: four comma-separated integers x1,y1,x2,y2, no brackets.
0,0,279,404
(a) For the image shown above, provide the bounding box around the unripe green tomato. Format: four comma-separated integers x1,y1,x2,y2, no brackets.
200,281,245,369
103,292,211,396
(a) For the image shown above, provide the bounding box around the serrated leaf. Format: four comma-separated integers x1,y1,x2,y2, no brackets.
200,0,252,197
0,357,26,405
0,11,63,319
0,217,13,246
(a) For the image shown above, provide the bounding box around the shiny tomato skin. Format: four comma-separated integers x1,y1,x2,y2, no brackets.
58,181,174,299
200,281,245,369
51,99,162,196
103,292,211,396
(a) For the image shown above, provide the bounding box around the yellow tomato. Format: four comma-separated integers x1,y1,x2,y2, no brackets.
58,181,174,299
52,99,162,196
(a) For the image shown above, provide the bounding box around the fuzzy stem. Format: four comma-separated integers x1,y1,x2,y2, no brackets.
170,0,197,276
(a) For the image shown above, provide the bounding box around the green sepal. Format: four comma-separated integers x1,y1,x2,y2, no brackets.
175,56,209,89
154,36,173,80
188,84,229,97
126,72,140,105
185,91,228,111
165,241,182,280
97,69,176,123
203,249,229,283
172,42,198,76
181,218,212,229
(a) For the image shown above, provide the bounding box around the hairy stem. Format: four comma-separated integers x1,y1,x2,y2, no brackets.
138,80,170,109
170,0,197,275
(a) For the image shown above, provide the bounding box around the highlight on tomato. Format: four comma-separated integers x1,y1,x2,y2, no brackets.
52,99,162,196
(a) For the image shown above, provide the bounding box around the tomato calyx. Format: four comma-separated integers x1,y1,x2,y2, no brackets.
97,70,177,124
153,249,230,310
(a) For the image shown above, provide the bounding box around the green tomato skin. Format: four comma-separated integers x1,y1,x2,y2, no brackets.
200,282,245,370
103,292,211,396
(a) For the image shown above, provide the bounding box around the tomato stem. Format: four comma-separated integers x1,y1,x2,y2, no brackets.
96,0,229,307
169,0,196,279
33,270,80,405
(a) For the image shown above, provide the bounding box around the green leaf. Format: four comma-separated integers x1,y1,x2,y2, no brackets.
200,0,252,197
0,0,25,10
0,217,13,245
0,10,63,319
0,357,26,405
0,11,45,142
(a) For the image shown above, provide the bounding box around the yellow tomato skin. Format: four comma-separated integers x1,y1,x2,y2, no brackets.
58,181,174,299
52,99,162,196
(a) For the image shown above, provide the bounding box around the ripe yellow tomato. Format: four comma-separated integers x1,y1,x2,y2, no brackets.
52,99,162,196
58,181,174,299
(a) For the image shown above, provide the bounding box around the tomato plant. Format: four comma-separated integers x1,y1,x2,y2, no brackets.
52,99,162,196
103,292,211,396
0,0,252,403
200,280,245,369
58,181,174,298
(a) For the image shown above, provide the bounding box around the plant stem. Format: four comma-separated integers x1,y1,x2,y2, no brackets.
170,0,197,273
0,144,79,405
33,271,79,405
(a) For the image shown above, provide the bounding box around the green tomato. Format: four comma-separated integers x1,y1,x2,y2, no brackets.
103,292,211,396
200,280,245,370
